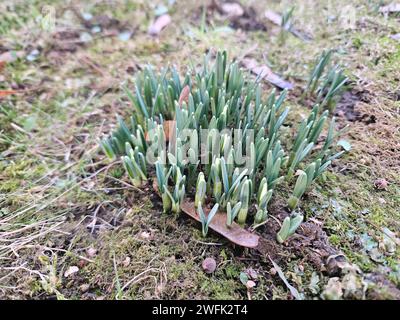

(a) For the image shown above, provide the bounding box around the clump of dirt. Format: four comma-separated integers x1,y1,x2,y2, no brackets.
256,236,284,261
291,87,377,126
83,14,122,31
365,273,400,300
388,89,400,102
255,207,340,272
50,30,83,53
225,6,267,32
66,200,127,236
45,9,133,62
69,6,129,34
335,89,376,124
290,221,339,271
159,186,341,275
74,104,115,127
195,0,267,32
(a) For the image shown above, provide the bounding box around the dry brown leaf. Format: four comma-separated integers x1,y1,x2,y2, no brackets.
145,119,176,142
152,180,259,248
241,58,294,90
178,85,190,106
0,61,5,73
148,14,172,36
163,120,176,142
0,90,18,97
180,200,259,248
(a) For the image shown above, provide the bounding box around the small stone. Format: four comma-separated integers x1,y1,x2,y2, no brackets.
154,4,168,16
122,256,131,267
321,277,343,300
246,280,256,290
118,30,132,41
326,254,347,276
246,268,258,280
82,13,93,21
337,110,345,117
80,284,90,293
79,32,93,43
202,257,217,274
378,197,386,205
374,178,388,190
139,231,151,240
87,247,97,257
91,26,102,34
78,259,87,268
390,33,400,41
221,3,244,17
26,49,40,61
64,266,79,278
269,267,277,275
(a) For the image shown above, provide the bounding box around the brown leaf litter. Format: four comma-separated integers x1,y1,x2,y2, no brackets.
241,57,294,90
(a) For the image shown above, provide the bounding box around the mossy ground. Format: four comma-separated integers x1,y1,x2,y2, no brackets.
0,0,399,299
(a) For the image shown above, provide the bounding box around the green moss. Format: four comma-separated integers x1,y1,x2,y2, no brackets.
199,277,241,299
352,36,363,49
109,167,124,179
329,234,341,246
0,159,47,191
